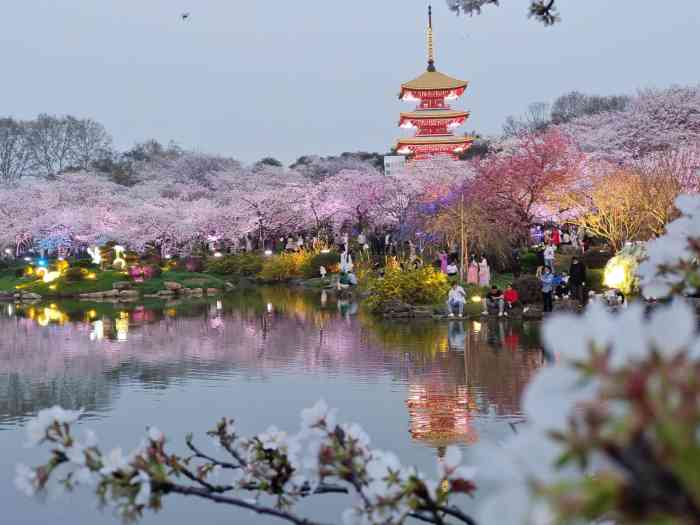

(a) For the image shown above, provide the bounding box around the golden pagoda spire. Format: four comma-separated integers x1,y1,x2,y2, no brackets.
427,5,436,72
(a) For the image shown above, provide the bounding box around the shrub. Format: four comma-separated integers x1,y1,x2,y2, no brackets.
582,249,612,269
63,267,86,283
366,266,450,312
300,251,340,278
512,274,542,304
258,252,307,282
75,259,97,269
206,253,264,277
520,251,539,273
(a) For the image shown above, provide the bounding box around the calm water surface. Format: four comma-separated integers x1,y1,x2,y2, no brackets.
0,288,544,524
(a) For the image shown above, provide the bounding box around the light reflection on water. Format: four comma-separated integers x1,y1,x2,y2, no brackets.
0,288,544,524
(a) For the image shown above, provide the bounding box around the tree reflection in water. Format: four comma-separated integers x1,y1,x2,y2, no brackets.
0,289,545,457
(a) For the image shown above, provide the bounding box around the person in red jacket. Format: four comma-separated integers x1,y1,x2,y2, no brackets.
503,285,520,315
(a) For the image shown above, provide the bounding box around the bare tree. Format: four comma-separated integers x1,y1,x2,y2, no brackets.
502,102,551,136
25,114,79,177
0,118,32,183
551,91,630,124
71,117,112,170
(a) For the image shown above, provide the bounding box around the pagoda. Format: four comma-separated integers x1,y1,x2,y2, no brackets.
395,6,473,161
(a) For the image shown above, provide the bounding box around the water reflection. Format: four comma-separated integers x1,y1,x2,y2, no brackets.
0,289,544,452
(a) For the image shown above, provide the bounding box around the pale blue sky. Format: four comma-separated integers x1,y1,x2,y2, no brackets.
2,0,699,164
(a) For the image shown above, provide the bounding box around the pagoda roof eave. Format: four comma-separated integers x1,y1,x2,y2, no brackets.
401,71,468,92
399,110,469,120
397,136,474,145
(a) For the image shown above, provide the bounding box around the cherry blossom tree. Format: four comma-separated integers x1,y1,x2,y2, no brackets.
558,85,700,162
470,128,583,238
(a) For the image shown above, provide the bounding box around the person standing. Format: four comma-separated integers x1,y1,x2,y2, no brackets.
467,257,479,284
568,255,587,306
438,250,448,274
541,267,554,313
511,247,522,279
551,227,561,246
478,256,491,286
543,243,556,270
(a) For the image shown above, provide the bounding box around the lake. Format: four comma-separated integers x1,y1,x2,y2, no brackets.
0,288,545,524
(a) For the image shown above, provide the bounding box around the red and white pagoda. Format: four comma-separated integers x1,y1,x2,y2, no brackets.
396,6,473,161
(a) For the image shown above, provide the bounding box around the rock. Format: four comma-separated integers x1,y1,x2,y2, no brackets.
143,293,160,298
157,290,175,297
189,287,204,295
20,292,42,300
119,290,140,298
112,281,133,291
411,306,434,318
103,289,121,298
206,288,222,295
164,281,183,292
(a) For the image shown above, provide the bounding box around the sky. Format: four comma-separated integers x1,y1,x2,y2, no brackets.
2,0,699,165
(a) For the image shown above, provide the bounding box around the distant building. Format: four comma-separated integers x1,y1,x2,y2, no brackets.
383,155,406,176
395,6,473,162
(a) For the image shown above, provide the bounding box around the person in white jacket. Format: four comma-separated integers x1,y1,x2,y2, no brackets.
544,243,556,270
446,283,467,317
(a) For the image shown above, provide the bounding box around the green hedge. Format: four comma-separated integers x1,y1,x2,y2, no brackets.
520,251,539,273
206,253,264,277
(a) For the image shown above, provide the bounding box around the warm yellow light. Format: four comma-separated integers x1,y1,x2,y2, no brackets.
603,264,626,290
35,267,46,278
56,259,69,272
43,271,60,283
473,321,482,333
86,272,97,280
471,295,482,303
115,316,129,341
49,284,57,290
87,309,97,319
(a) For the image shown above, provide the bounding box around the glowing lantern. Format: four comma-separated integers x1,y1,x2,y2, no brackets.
43,271,61,283
602,243,646,295
112,245,127,270
56,259,69,272
264,250,273,256
213,252,223,258
470,295,482,303
87,246,102,265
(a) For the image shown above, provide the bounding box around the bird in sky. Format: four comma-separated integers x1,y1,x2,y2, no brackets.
181,12,190,21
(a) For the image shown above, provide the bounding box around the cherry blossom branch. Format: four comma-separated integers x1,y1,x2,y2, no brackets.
160,482,333,525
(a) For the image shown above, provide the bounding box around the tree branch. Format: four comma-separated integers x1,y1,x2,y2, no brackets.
160,482,333,525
